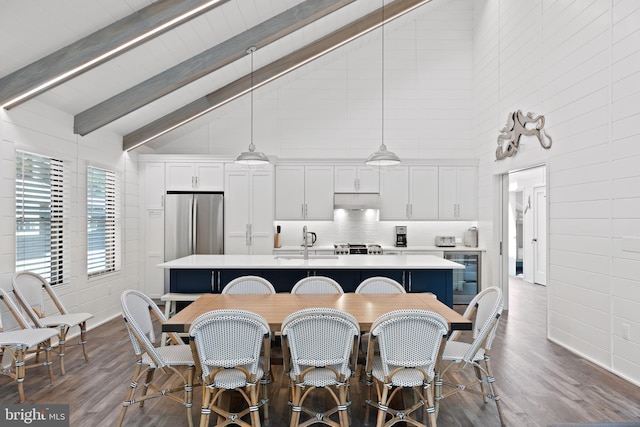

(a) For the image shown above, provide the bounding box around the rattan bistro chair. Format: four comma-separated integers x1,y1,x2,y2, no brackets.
364,310,448,427
355,277,406,356
0,288,59,402
12,271,93,375
281,308,360,427
435,286,505,426
189,309,271,427
118,290,197,427
291,277,344,294
222,276,276,295
355,277,406,295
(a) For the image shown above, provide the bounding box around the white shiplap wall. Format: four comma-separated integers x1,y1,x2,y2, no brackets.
473,0,640,385
148,0,475,161
0,101,138,329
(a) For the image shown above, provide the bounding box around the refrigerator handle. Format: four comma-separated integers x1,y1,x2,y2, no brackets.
188,197,194,254
192,197,198,253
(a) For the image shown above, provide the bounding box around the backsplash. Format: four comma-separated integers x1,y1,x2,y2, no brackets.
274,209,478,247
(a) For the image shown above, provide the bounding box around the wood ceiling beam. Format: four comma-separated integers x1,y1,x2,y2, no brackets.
123,0,432,151
75,0,355,136
0,0,230,109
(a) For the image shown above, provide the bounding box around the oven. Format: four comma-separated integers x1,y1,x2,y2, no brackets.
334,243,383,255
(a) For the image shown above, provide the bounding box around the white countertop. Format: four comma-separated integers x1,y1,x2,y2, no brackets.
159,254,464,270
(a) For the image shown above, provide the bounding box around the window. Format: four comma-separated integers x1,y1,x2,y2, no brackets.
87,165,121,277
15,151,68,285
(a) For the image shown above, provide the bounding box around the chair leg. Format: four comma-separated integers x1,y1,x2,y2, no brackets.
338,383,349,427
185,365,195,427
249,384,262,427
376,383,390,427
79,321,89,361
425,385,436,427
199,384,212,427
364,372,373,424
57,327,67,375
116,361,143,427
483,356,506,427
289,384,302,427
15,345,26,403
139,368,155,408
44,340,55,383
261,375,270,422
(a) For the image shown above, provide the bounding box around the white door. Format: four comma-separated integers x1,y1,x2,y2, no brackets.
533,186,547,285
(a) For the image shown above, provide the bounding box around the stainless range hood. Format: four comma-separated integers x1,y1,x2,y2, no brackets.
334,193,380,210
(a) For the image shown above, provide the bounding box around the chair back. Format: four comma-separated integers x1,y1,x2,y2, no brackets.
462,287,503,362
369,310,448,382
189,309,270,380
222,276,276,294
12,272,68,327
355,277,405,294
120,289,168,368
291,276,344,294
0,288,33,331
281,308,359,378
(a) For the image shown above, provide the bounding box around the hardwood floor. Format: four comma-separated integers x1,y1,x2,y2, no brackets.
2,279,639,426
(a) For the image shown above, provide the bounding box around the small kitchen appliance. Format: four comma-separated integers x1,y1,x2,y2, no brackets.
302,231,317,247
435,235,456,247
464,227,478,247
395,226,407,247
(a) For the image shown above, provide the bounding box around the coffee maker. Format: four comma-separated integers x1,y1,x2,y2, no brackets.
395,226,407,247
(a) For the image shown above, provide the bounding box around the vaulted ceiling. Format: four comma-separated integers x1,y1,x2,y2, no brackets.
0,0,436,151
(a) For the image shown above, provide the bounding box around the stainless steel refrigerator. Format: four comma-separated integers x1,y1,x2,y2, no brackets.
164,192,224,292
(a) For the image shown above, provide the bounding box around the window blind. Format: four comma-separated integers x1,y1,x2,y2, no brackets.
87,165,121,277
15,151,69,285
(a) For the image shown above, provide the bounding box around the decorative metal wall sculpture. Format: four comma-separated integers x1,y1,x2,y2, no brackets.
496,110,552,160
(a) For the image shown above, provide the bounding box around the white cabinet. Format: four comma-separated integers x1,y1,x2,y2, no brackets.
275,165,334,220
334,166,379,193
380,166,438,220
225,165,274,255
165,162,224,191
142,162,165,210
139,162,165,298
438,166,477,220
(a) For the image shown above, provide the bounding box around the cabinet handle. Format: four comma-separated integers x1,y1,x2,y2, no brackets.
305,203,308,218
217,271,221,293
301,204,305,218
408,271,412,292
246,224,251,246
410,204,413,217
355,178,359,191
161,195,164,208
211,271,215,292
192,176,195,188
402,271,406,286
406,204,410,218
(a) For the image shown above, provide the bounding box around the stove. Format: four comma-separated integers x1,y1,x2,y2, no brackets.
334,243,383,255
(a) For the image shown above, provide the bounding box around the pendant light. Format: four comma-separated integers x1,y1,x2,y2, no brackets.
236,46,270,165
365,0,401,169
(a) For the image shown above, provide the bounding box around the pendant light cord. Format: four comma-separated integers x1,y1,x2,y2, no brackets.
381,0,385,149
250,47,254,148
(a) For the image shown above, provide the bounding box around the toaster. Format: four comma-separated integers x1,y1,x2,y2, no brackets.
435,236,456,247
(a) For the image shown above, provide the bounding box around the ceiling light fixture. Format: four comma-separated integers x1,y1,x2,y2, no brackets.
235,47,270,165
365,0,401,169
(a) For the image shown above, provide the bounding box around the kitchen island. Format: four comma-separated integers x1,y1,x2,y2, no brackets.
160,254,464,307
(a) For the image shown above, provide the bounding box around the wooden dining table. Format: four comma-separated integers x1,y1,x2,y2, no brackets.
162,292,472,333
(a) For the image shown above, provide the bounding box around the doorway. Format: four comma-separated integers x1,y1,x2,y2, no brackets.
506,166,547,285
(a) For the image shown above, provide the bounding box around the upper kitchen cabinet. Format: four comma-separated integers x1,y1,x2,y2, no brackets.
380,166,438,220
438,166,478,220
275,165,334,220
165,162,224,191
334,166,379,193
225,164,274,255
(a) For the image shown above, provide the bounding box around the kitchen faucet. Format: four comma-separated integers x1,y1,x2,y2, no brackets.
302,225,309,260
